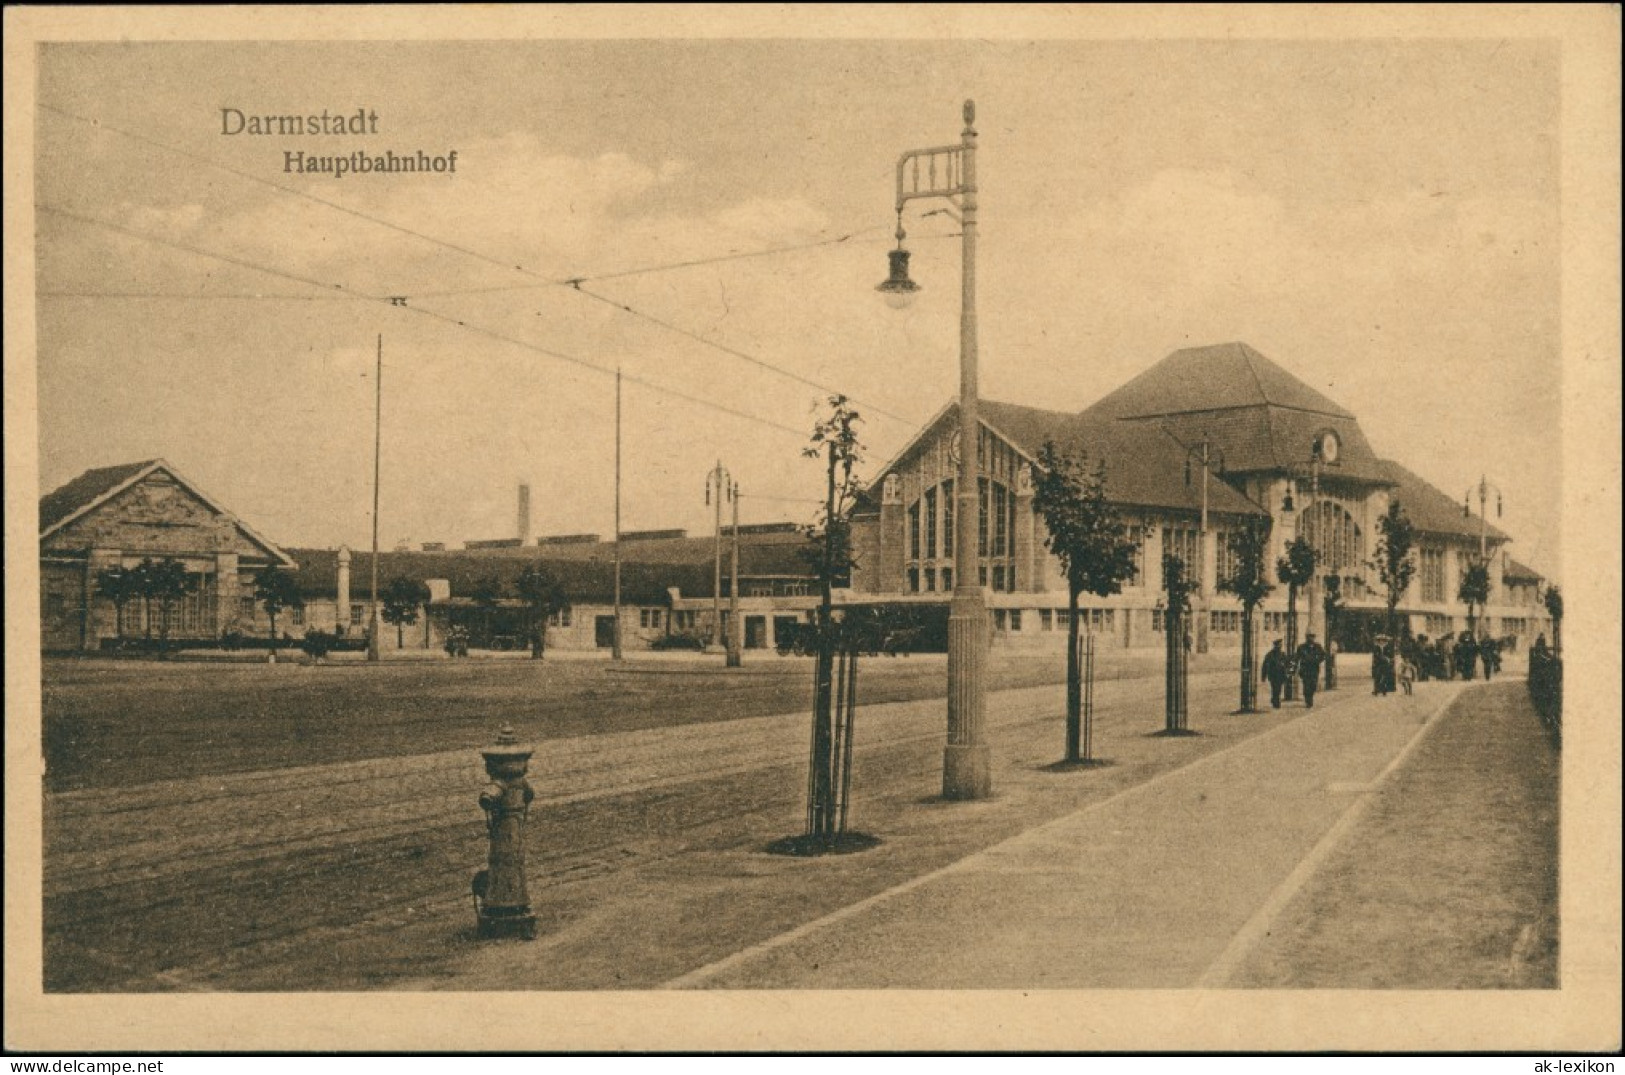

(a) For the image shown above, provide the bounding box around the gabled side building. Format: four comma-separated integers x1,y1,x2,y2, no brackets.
38,459,296,651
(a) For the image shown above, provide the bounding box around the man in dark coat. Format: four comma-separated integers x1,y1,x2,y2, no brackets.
1296,632,1328,708
1371,636,1393,696
1457,632,1478,681
1261,639,1289,709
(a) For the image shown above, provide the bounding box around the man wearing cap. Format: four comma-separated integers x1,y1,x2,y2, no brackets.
1296,632,1329,708
1261,639,1289,709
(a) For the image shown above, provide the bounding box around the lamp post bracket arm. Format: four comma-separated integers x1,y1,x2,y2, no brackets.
895,145,969,208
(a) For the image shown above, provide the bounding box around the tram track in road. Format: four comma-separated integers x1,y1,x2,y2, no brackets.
45,669,1240,991
46,674,1120,894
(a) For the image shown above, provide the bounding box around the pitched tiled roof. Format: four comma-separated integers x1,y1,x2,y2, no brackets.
1086,342,1355,420
286,548,714,605
1378,461,1510,543
1042,413,1269,518
1136,406,1392,483
452,530,814,576
1504,558,1544,583
39,459,159,533
39,459,296,566
863,399,1268,519
979,400,1077,457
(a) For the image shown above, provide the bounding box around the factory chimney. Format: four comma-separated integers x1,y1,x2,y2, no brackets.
517,482,532,545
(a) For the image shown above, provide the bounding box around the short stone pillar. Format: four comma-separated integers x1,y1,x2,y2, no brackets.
336,546,352,632
473,724,537,940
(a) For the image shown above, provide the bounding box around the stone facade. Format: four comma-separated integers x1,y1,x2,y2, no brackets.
39,461,293,650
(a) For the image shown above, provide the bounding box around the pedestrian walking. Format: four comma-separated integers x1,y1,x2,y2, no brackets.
1262,639,1289,709
1296,632,1328,708
1397,651,1415,695
1371,636,1391,696
1457,633,1478,681
1481,635,1498,680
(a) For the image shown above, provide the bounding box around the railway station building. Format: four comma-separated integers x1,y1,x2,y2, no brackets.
846,342,1554,654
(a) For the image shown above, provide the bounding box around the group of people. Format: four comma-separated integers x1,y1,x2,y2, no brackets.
1405,631,1502,683
1261,629,1510,709
443,624,471,658
1368,637,1415,697
1260,633,1329,709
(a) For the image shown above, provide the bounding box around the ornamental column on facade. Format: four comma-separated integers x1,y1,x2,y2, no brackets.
1014,465,1039,593
878,474,905,594
215,551,239,635
85,546,122,647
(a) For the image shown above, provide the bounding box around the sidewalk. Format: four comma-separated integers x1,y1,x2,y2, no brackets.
669,679,1470,989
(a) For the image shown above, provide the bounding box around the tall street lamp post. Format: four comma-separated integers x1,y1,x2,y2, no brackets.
706,461,740,666
876,100,989,799
729,477,742,668
1464,475,1504,562
1280,485,1300,703
367,333,383,663
1463,475,1504,636
1184,440,1224,655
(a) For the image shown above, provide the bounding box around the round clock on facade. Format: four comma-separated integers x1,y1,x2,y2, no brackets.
948,429,962,464
1316,430,1340,464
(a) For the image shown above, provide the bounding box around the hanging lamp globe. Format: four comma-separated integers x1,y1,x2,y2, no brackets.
876,247,921,309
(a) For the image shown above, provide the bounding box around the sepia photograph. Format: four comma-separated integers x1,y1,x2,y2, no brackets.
5,4,1619,1055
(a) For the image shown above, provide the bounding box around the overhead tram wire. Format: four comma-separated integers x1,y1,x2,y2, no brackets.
47,103,929,428
38,203,807,440
39,103,547,284
38,291,365,301
408,229,891,299
39,204,378,301
41,103,894,303
567,282,919,427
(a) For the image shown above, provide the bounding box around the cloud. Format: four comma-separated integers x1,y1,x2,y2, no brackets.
123,201,206,234
195,136,840,301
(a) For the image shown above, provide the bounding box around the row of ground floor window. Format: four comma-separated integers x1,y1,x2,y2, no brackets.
990,605,1543,643
66,589,1548,657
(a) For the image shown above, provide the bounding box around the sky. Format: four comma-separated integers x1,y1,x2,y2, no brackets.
31,37,1563,575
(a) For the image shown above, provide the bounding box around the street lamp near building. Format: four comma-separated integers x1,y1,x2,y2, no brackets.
705,461,741,667
877,100,989,800
1462,475,1504,638
1183,440,1225,655
1464,476,1504,562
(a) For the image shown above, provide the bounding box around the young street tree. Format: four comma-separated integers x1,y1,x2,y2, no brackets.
468,574,506,645
1322,576,1344,689
1219,516,1274,712
254,564,304,658
1032,440,1140,762
381,576,430,650
1373,498,1418,639
1276,536,1317,700
1161,553,1198,733
129,558,159,639
1459,559,1491,638
516,563,570,659
147,558,195,646
801,394,864,841
95,564,141,641
1543,584,1563,656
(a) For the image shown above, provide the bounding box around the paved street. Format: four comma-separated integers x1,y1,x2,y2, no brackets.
41,662,1555,993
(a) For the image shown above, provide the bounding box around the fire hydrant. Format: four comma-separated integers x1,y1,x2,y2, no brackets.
473,723,537,940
